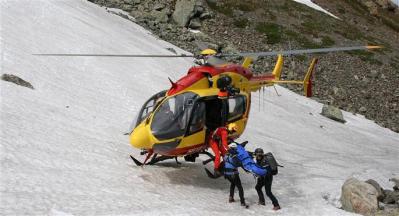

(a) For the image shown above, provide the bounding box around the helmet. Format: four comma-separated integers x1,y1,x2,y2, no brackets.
200,49,217,56
254,148,264,155
229,143,237,149
228,123,238,132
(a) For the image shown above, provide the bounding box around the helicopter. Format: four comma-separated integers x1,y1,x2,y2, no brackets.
35,45,382,170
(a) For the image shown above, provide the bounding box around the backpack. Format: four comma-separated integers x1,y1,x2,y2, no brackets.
265,152,279,175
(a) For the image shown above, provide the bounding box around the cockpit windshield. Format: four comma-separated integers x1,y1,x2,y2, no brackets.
151,92,198,140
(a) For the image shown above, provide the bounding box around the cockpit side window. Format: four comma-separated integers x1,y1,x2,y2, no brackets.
136,90,167,127
227,95,246,122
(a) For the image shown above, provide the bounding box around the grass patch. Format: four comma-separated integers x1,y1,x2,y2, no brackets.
207,2,233,16
347,50,383,65
284,29,321,49
337,5,346,14
321,36,335,47
381,16,399,32
255,22,283,44
233,18,249,28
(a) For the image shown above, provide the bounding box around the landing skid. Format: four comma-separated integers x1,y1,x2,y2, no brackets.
130,154,177,166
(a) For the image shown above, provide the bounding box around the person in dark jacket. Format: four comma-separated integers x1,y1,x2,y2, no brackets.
223,143,248,208
254,148,281,211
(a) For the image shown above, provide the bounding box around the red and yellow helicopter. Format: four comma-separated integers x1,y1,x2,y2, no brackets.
35,45,382,168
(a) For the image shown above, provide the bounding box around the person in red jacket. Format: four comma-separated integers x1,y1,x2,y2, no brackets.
209,123,238,172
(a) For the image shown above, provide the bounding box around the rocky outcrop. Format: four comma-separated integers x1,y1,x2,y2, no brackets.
341,178,379,216
172,0,196,27
321,105,346,123
366,179,385,201
1,74,34,89
383,190,399,204
341,178,399,216
362,0,398,15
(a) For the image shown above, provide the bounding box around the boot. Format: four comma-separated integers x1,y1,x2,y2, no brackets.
241,202,249,209
272,205,281,211
228,196,235,203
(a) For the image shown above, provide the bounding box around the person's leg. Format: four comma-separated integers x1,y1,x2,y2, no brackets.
255,177,265,204
209,140,221,170
265,175,280,208
226,175,235,202
234,174,245,205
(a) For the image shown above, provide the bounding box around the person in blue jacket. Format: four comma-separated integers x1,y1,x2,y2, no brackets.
223,143,248,208
223,142,269,208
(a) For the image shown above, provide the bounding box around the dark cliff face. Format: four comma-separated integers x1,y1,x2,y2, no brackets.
89,0,399,132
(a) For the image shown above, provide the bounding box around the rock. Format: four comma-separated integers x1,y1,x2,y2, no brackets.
376,204,399,216
199,12,211,19
321,104,346,123
360,106,367,113
153,3,165,11
389,177,399,191
364,1,379,16
1,74,34,89
341,178,379,216
188,18,201,29
370,70,379,78
383,190,399,204
376,0,398,11
172,0,196,27
166,47,177,54
366,179,385,201
151,9,169,23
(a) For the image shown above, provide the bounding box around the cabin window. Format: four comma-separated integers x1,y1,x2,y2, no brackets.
227,96,246,122
188,101,206,135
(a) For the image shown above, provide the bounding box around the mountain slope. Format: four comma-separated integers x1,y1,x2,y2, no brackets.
1,0,398,215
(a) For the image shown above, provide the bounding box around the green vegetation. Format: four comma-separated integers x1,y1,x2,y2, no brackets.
337,5,346,14
381,16,399,32
347,50,383,65
255,22,282,44
321,36,335,47
207,1,233,16
233,18,249,28
207,0,257,17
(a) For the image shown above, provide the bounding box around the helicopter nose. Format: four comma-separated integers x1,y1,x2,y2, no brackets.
130,124,153,149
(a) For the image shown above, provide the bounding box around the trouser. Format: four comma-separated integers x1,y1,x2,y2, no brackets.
255,175,279,207
209,139,227,170
225,173,245,204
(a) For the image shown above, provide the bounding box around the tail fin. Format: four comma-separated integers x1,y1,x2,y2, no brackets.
272,55,283,81
303,58,318,97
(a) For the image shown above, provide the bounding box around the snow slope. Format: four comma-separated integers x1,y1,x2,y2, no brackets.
292,0,340,19
1,0,398,215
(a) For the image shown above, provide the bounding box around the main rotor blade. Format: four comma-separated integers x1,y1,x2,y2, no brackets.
33,45,381,58
32,53,195,57
221,45,382,57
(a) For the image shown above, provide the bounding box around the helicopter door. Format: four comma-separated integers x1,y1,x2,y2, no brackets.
176,100,207,154
187,101,206,135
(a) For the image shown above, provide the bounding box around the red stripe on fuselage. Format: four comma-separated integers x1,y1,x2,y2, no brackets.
167,64,253,96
